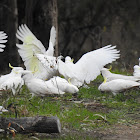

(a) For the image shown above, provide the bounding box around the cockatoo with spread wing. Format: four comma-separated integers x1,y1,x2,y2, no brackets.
98,78,140,95
0,64,24,95
16,24,57,80
101,68,140,82
20,70,79,96
0,31,7,52
57,45,120,87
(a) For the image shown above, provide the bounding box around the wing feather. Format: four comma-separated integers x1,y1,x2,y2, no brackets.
16,24,48,79
0,31,7,52
74,45,120,83
58,45,120,86
45,26,56,56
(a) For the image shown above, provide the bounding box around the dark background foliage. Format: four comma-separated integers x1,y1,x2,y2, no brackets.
0,0,140,74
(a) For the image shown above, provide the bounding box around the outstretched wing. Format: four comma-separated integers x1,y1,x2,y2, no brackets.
0,31,7,52
45,26,56,56
75,45,120,83
58,45,120,85
16,24,49,79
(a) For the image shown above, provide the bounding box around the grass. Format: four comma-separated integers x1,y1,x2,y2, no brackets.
0,75,140,139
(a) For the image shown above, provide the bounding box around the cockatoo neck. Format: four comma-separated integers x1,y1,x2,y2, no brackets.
22,72,34,83
101,68,111,77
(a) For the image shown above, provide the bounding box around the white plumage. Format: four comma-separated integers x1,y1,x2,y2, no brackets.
0,31,7,52
101,68,140,82
133,58,140,78
0,65,24,95
0,106,8,114
133,65,140,78
20,70,79,96
98,79,140,95
16,24,57,80
57,45,120,87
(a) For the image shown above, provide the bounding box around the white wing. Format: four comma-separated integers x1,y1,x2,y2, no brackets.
0,31,7,52
45,26,56,56
16,24,56,80
58,45,120,86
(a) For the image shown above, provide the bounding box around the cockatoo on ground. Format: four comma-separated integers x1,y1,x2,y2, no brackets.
98,78,140,95
0,64,24,95
101,68,140,82
20,70,79,96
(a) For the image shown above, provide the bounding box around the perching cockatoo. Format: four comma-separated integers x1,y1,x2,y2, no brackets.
0,64,24,95
16,24,57,80
0,31,7,52
20,70,79,96
98,78,140,95
57,45,120,87
101,68,140,82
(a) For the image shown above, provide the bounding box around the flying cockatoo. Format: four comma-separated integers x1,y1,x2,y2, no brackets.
0,64,24,95
0,31,7,52
98,78,140,95
101,68,140,82
56,45,120,87
16,24,58,80
20,70,79,96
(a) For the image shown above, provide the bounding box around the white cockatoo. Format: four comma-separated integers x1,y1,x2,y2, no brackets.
98,78,140,95
101,68,140,82
0,31,7,52
133,58,140,78
0,106,8,114
0,64,24,95
20,70,79,96
16,24,57,80
56,45,120,87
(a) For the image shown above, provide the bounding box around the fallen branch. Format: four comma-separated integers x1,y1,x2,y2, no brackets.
0,116,61,134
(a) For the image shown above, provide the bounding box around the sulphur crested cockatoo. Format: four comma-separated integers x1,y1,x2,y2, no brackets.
20,70,79,96
16,24,57,80
98,78,140,95
101,68,140,82
133,65,140,78
133,58,140,78
0,106,8,114
57,45,120,87
0,31,7,52
0,64,24,95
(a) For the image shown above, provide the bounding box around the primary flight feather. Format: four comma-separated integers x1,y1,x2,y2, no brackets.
16,24,57,80
0,31,7,52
